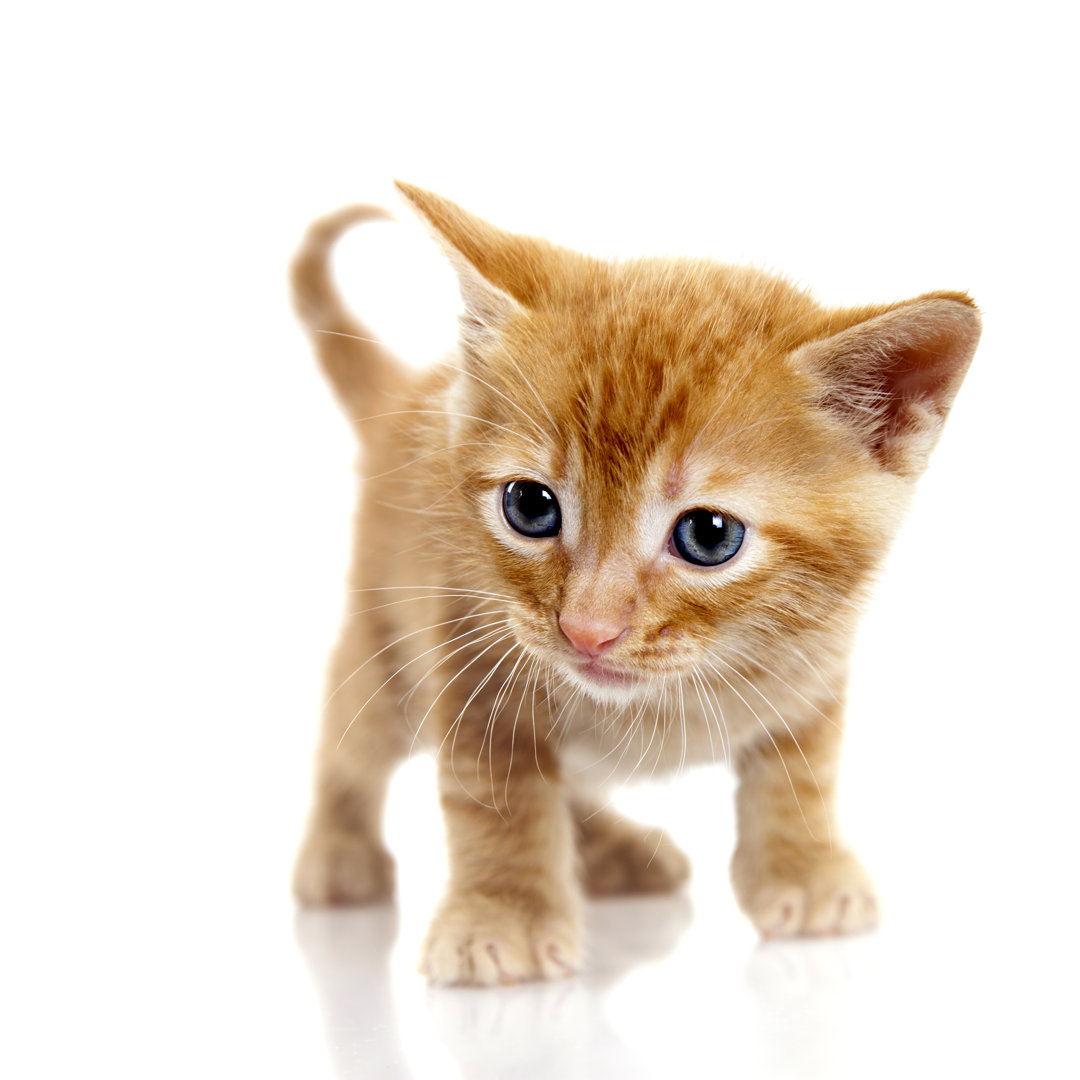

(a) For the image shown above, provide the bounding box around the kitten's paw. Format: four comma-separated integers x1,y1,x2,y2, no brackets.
732,849,879,939
293,828,395,906
420,894,582,987
578,812,691,897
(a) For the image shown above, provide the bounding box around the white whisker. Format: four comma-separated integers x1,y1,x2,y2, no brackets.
325,610,509,708
701,657,829,847
717,641,841,730
437,354,553,447
441,638,523,817
336,618,514,752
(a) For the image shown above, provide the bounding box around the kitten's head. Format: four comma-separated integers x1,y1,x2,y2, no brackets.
398,183,980,705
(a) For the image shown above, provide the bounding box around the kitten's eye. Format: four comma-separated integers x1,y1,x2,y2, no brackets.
502,480,561,538
671,509,745,566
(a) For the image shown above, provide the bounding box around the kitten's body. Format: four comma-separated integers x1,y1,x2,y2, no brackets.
292,187,980,985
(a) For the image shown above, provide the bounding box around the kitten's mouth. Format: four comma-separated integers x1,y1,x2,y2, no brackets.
576,658,638,689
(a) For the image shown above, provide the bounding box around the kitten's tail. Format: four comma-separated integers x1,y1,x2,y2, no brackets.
291,204,407,421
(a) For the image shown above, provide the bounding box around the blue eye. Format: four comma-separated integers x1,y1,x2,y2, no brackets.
502,481,561,538
671,509,745,566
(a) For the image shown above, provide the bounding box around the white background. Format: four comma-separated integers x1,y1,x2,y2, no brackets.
3,2,1077,1077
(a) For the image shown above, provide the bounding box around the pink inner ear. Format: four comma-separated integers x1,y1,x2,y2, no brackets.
809,296,981,475
886,332,968,407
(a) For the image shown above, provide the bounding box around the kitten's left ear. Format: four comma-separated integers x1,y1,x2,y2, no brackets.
795,293,982,477
394,181,569,353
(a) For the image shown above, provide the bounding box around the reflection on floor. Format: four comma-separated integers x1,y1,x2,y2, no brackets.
293,894,891,1080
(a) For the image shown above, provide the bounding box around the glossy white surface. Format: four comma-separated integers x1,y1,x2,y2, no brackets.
3,2,1077,1077
5,754,1074,1079
293,764,1076,1080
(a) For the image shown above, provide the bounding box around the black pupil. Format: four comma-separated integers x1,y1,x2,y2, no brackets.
673,509,744,566
503,481,560,538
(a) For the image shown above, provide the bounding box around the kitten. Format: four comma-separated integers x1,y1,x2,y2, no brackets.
291,183,980,986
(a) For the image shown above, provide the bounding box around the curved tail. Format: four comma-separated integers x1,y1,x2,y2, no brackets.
291,204,408,421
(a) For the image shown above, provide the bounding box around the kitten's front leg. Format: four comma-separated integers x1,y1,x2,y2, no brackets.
731,711,879,938
421,732,583,986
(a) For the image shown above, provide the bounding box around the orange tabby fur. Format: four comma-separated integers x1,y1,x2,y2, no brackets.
291,185,980,985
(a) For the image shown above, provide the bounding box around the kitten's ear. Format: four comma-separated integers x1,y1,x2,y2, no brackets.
395,181,563,347
795,293,982,477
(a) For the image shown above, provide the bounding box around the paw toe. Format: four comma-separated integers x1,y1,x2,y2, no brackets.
420,899,581,987
735,851,879,939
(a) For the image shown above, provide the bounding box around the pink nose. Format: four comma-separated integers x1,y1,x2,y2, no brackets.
558,613,628,658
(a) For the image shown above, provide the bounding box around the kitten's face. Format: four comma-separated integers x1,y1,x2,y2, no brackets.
395,183,978,708
450,262,898,706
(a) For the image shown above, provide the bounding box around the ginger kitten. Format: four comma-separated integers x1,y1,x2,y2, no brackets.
291,184,980,986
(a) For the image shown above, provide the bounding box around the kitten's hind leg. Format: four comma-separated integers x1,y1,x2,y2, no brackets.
572,799,691,897
293,619,408,906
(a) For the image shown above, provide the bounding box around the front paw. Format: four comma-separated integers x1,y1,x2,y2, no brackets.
731,848,879,939
420,893,582,987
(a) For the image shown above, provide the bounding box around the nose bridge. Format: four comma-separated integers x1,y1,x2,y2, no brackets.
562,557,638,617
558,556,640,656
557,461,645,654
575,474,636,565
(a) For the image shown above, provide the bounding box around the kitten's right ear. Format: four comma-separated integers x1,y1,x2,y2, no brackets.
394,181,562,347
795,293,982,478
